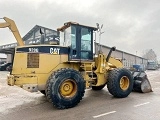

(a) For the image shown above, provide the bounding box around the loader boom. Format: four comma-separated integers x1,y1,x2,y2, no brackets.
0,17,24,46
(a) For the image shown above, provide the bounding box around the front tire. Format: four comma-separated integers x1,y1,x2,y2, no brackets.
46,68,85,109
107,68,133,98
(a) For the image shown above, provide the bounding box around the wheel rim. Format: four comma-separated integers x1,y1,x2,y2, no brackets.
120,76,129,90
60,79,77,98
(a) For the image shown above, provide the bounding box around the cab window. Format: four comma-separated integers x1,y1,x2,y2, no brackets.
81,28,91,51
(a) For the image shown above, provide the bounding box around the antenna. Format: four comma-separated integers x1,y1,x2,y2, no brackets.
96,23,104,53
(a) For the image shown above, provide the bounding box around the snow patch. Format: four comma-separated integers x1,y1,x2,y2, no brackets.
0,84,46,114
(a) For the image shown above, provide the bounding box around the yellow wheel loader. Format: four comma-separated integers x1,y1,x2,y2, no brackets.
1,17,152,109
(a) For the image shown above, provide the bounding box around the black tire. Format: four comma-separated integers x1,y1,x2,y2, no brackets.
92,84,106,90
45,68,85,109
107,68,133,98
40,90,46,95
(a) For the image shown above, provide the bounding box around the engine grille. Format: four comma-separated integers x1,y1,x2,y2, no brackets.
27,53,39,68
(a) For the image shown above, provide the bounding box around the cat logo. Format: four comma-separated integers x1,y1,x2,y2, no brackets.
50,48,60,54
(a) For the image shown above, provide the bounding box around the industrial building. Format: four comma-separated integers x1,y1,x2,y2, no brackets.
0,25,148,70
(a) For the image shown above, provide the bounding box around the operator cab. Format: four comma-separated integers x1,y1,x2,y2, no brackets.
57,22,97,61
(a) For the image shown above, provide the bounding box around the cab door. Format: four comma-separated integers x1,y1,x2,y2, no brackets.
69,25,94,61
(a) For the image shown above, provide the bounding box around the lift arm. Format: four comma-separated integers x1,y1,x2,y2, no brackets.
0,17,24,46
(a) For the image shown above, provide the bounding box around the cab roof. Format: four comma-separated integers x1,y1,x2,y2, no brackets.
57,22,97,32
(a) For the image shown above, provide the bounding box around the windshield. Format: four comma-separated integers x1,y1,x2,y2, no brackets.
0,62,11,66
148,62,156,65
81,28,91,51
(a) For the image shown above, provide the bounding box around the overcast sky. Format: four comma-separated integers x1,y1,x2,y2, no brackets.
0,0,160,60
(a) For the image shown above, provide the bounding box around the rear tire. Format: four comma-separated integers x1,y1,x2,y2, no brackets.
40,90,46,95
92,84,106,90
45,68,85,109
107,68,133,98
